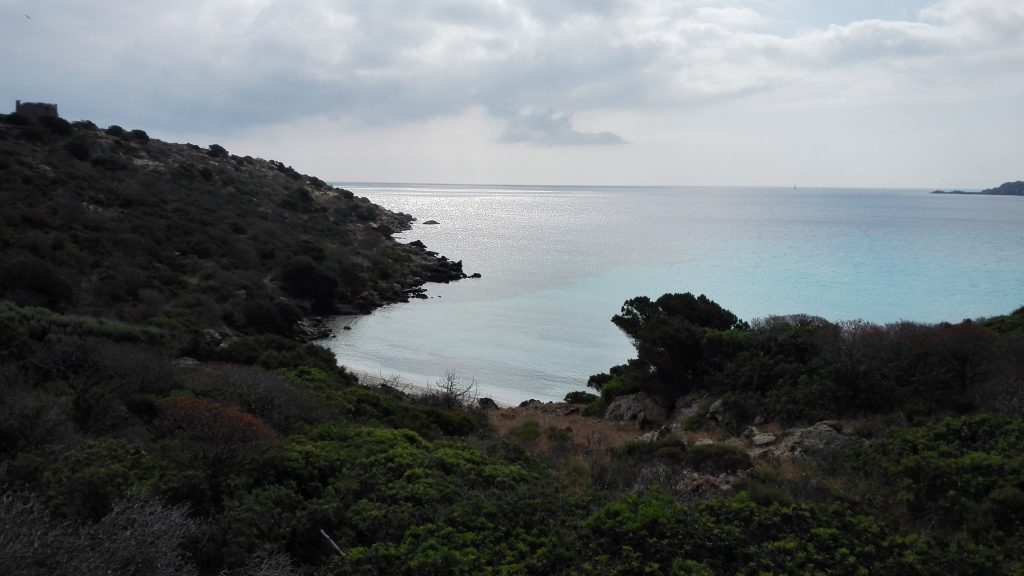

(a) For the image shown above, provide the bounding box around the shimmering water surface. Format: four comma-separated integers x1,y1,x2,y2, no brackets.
319,184,1024,404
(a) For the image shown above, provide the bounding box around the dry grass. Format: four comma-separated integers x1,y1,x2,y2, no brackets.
487,403,640,456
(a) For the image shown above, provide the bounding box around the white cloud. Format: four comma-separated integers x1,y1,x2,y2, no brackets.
499,108,626,146
2,0,1021,184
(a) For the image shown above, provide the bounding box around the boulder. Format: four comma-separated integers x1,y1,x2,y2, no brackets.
423,220,440,225
758,421,863,460
706,398,736,427
669,394,705,427
172,357,200,369
604,392,667,428
477,397,500,411
639,425,673,443
751,432,777,447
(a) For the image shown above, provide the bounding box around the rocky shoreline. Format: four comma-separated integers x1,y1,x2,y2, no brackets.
295,202,479,341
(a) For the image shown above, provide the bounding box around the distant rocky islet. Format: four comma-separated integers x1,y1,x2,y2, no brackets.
932,180,1024,196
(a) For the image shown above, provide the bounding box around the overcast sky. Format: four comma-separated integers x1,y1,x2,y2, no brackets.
3,0,1022,187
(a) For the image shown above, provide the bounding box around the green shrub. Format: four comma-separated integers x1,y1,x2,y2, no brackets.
514,419,541,443
564,390,598,404
583,375,631,417
684,443,752,474
616,433,689,466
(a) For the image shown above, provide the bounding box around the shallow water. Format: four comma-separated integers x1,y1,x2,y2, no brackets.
318,184,1024,404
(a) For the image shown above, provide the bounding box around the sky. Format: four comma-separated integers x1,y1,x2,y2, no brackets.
2,0,1022,188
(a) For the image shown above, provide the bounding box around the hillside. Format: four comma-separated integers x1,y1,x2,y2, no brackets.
3,110,1024,576
0,112,466,342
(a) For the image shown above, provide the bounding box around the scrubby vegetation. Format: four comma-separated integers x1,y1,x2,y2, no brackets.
2,112,1023,574
590,292,1024,426
13,295,1024,574
0,112,464,342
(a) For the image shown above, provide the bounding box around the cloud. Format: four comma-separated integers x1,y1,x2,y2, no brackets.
498,108,626,146
2,0,1022,150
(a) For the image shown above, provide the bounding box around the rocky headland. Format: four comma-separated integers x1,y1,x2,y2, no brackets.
0,111,469,343
932,180,1024,195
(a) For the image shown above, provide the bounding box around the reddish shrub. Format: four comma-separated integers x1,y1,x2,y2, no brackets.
155,397,277,448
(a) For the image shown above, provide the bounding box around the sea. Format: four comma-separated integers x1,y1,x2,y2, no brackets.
317,184,1024,405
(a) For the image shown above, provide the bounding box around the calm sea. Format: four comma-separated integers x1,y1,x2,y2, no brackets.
318,184,1024,404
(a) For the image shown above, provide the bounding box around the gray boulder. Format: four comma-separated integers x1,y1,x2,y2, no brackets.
669,394,705,427
172,357,200,369
639,425,673,443
706,398,737,427
758,421,863,460
605,392,667,428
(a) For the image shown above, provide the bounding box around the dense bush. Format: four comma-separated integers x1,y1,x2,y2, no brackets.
564,390,598,404
596,293,1022,425
578,491,932,576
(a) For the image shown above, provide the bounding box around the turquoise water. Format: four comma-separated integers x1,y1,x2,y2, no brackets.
319,184,1024,404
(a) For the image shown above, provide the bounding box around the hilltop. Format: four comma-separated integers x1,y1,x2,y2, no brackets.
0,111,467,342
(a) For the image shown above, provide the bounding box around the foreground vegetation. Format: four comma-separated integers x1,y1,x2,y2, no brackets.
2,111,1023,574
4,295,1023,575
589,292,1024,425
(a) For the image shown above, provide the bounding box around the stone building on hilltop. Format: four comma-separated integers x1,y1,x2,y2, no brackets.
15,100,58,119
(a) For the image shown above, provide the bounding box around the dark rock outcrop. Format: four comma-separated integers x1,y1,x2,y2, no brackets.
478,397,500,411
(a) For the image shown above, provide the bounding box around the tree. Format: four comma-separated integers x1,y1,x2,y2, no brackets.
932,320,997,393
428,370,478,410
611,293,744,403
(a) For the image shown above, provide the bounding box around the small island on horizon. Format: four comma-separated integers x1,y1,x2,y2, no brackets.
932,180,1024,196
